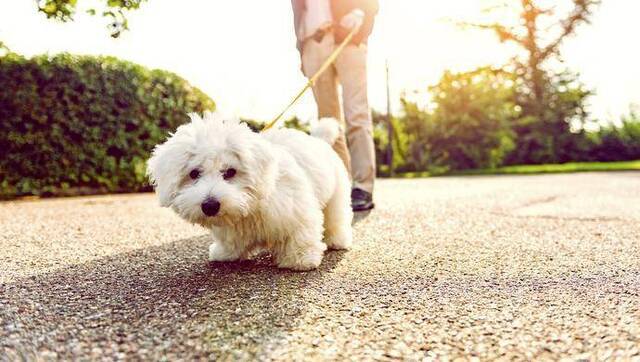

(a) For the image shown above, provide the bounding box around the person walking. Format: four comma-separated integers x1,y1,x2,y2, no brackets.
291,0,378,212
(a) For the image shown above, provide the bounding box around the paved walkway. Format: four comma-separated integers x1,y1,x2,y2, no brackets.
1,172,639,359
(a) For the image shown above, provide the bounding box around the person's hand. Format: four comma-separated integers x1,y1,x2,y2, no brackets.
340,8,365,31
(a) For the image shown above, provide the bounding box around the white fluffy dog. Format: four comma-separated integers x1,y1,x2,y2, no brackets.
146,112,352,271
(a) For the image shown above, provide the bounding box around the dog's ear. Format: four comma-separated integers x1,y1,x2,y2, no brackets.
147,141,187,207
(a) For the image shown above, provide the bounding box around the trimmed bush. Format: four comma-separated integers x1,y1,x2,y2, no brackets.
0,53,215,198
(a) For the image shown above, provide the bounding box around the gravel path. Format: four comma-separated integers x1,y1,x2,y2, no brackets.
1,172,639,360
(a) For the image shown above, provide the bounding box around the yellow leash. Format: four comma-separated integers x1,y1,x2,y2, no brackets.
261,26,359,132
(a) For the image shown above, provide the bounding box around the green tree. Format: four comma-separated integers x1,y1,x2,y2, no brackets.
400,67,518,172
36,0,145,37
467,0,600,164
373,110,409,175
508,69,592,164
469,0,599,111
394,100,431,172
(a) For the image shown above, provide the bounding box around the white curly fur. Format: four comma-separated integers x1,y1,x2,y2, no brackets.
147,113,352,271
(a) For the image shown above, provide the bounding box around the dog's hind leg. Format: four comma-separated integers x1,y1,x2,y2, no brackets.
322,186,353,250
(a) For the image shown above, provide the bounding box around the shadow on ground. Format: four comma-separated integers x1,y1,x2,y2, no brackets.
0,235,345,359
352,209,372,224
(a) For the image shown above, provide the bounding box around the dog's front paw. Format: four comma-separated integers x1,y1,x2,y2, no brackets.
277,254,322,271
208,242,241,262
276,243,326,271
325,231,352,250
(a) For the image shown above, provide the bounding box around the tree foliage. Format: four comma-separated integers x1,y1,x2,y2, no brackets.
36,0,145,37
373,66,635,175
396,68,518,173
507,69,593,164
466,0,600,102
241,116,309,134
465,0,600,164
373,111,409,175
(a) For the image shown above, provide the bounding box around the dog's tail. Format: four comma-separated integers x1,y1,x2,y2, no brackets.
310,117,341,145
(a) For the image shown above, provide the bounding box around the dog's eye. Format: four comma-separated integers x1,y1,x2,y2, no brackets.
222,168,236,180
189,169,201,180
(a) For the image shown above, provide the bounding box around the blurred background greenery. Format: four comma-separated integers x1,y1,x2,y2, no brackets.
1,0,639,198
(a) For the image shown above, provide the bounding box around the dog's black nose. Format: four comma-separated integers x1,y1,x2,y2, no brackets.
201,198,221,217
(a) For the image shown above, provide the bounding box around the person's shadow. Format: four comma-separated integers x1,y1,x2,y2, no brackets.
1,235,346,359
352,209,372,224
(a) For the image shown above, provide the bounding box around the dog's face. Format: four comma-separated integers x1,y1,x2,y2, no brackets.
147,113,276,227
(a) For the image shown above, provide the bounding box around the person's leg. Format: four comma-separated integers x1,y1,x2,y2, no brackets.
335,43,375,194
301,36,352,173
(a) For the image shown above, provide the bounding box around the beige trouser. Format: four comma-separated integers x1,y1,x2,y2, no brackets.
301,34,376,193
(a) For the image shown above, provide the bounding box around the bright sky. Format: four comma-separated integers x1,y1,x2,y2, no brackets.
1,0,638,123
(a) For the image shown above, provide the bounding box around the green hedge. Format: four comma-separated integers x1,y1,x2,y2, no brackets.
0,53,215,198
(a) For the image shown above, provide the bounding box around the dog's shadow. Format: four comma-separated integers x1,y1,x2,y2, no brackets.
1,236,346,358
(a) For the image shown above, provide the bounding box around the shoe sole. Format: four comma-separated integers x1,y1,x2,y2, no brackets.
352,204,375,212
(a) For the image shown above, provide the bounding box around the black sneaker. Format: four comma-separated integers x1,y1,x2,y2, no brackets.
351,187,374,212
